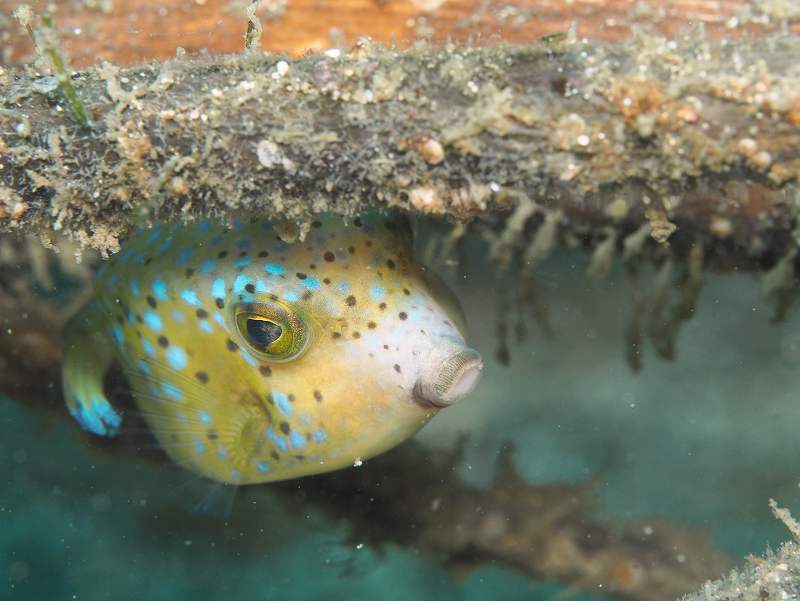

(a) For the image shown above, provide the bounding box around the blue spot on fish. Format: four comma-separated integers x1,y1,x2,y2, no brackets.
165,346,188,370
198,412,211,424
176,247,192,267
283,291,299,303
143,312,163,333
139,359,151,375
172,310,185,323
233,257,252,269
266,427,289,452
142,339,156,357
264,263,285,276
257,462,270,474
239,350,257,367
130,279,141,297
194,440,206,454
233,273,250,294
112,323,125,346
162,382,184,401
301,277,320,290
273,390,292,417
199,320,213,334
152,279,168,302
290,431,306,449
313,430,327,443
370,285,385,301
201,259,216,274
214,312,225,327
158,237,173,254
180,289,200,306
95,400,122,430
211,278,226,299
337,281,351,294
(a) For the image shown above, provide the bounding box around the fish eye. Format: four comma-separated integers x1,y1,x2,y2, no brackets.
234,302,309,362
245,318,283,348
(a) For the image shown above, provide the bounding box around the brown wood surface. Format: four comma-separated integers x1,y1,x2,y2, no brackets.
2,0,798,68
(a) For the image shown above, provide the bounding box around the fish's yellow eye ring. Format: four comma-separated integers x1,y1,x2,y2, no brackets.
233,301,309,363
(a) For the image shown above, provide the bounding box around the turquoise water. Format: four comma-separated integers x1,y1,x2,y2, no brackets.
3,250,800,600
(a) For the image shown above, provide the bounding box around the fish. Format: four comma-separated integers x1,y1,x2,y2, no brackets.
61,215,483,484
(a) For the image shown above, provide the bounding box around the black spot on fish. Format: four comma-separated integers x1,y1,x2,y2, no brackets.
367,321,376,329
245,283,255,294
332,332,342,340
207,430,219,440
394,364,401,373
146,296,157,308
196,308,209,319
258,250,269,258
387,259,396,270
196,371,209,383
215,298,224,309
379,303,387,310
345,295,356,307
399,312,408,320
403,288,410,296
313,390,323,402
279,422,291,435
158,336,169,348
296,272,307,280
352,331,361,339
185,268,195,278
271,451,280,460
323,277,331,285
324,251,335,262
259,365,272,377
226,339,238,351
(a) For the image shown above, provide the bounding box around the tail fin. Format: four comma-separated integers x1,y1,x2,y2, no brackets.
62,300,122,436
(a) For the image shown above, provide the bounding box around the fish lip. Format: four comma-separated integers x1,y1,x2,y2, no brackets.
413,348,483,408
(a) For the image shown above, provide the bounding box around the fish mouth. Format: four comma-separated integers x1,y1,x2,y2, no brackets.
413,348,483,408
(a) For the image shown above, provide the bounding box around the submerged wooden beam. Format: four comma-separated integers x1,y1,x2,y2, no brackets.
1,32,799,257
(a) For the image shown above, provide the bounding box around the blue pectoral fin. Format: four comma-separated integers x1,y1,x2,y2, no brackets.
62,302,122,437
67,393,122,436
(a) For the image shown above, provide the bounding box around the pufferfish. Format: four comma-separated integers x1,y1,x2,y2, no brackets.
62,215,482,485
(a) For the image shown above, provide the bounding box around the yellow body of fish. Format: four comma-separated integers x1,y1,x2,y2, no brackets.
62,215,482,484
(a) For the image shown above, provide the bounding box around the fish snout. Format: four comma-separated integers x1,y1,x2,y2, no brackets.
413,346,483,408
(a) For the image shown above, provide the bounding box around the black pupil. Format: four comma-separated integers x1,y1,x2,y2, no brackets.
246,319,283,348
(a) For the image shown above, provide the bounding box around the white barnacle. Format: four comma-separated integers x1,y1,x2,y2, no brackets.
256,139,296,173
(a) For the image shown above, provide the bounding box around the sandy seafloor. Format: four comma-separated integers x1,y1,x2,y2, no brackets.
3,246,800,601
